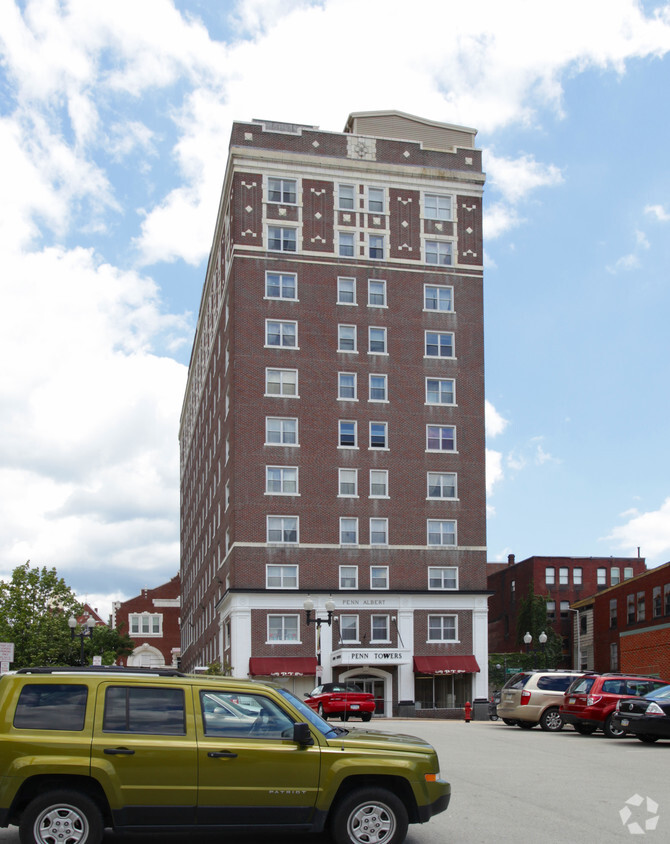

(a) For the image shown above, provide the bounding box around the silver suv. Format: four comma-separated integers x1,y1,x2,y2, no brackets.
497,671,584,731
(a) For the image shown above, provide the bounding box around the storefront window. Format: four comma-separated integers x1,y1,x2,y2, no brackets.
415,673,471,709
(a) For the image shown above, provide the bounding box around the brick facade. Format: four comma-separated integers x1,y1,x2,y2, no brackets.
112,575,181,668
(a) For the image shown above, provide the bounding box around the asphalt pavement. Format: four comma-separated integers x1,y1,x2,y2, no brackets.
1,718,667,843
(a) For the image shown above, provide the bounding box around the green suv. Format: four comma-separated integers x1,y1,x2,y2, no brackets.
0,667,449,844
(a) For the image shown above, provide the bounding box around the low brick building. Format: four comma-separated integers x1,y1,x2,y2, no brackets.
112,575,181,668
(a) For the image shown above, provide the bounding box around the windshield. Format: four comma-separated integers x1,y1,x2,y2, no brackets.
645,684,670,700
278,688,348,739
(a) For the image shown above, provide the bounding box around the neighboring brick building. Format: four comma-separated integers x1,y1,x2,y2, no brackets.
573,560,670,676
179,111,489,714
112,575,181,668
488,554,646,662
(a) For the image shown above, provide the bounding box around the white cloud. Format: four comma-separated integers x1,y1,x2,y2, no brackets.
486,449,504,496
645,204,670,222
485,400,509,438
607,498,670,563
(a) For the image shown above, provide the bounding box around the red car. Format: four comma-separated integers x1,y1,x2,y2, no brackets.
304,682,375,721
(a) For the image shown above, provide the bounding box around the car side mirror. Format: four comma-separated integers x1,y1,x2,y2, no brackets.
304,692,311,698
293,722,314,746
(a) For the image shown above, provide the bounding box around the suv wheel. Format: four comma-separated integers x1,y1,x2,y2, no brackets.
502,718,517,726
19,789,103,844
604,714,626,739
539,707,564,732
637,734,660,743
331,787,408,844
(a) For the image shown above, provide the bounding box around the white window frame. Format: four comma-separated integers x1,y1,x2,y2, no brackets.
369,421,388,450
267,614,300,642
428,567,458,590
337,277,356,305
427,519,457,547
129,613,163,636
368,187,385,213
338,468,358,498
265,319,298,349
370,566,389,590
427,615,457,642
339,614,359,643
267,178,297,205
338,372,357,401
265,466,299,496
338,184,355,210
369,518,388,546
369,234,384,259
424,284,453,312
340,517,359,545
425,378,456,406
339,231,355,257
370,614,390,643
265,417,298,446
425,331,454,359
426,425,456,452
266,565,298,589
368,279,387,307
369,373,388,402
339,565,358,589
369,469,389,498
339,420,358,449
266,516,299,544
268,226,297,252
265,271,297,301
368,326,387,355
338,324,357,353
559,567,569,585
425,239,453,265
424,193,453,221
427,472,457,500
546,567,556,585
265,368,298,397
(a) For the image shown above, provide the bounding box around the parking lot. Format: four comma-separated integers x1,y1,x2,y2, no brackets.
1,718,665,843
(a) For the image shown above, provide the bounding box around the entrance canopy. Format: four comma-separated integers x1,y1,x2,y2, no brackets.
413,656,480,675
248,657,317,677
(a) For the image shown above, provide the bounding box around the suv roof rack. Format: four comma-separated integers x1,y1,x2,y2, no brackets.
15,666,185,677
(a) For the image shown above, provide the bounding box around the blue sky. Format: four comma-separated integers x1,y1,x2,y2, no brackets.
2,0,670,617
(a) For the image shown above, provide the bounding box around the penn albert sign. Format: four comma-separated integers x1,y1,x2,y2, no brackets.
0,642,14,675
331,649,409,666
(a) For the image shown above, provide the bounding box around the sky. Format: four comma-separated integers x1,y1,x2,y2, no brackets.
2,0,670,620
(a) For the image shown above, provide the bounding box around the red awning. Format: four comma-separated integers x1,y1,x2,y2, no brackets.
248,657,317,677
413,656,480,675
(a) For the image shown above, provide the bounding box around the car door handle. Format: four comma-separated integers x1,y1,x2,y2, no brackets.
103,748,135,755
207,751,238,759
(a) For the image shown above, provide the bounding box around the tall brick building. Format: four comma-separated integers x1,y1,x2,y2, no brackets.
179,111,489,714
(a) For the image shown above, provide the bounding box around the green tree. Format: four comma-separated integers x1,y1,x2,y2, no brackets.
515,584,562,668
0,561,80,668
81,623,135,667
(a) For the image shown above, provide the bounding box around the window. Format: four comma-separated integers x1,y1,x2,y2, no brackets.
610,642,619,671
266,320,297,348
103,687,185,735
337,277,356,304
559,567,569,585
370,566,388,589
424,193,452,221
637,592,646,622
338,468,358,497
371,615,389,642
623,567,634,580
268,178,297,204
339,232,355,257
268,226,297,252
340,566,358,589
426,378,455,405
369,469,388,498
338,184,355,210
573,567,583,586
201,691,293,739
425,240,453,265
268,615,299,642
369,326,387,354
424,285,453,312
610,599,617,629
267,516,298,544
426,425,455,452
265,368,298,397
368,188,384,212
340,615,359,642
338,324,357,352
370,518,388,545
653,586,662,618
14,684,88,731
265,466,298,495
546,600,556,621
545,567,555,586
338,372,357,400
428,567,458,590
339,420,357,448
427,520,456,546
427,472,457,499
560,601,569,619
129,614,162,636
369,374,388,402
266,565,298,589
597,568,607,587
368,279,387,307
428,615,457,642
369,235,384,259
265,417,298,445
369,422,388,449
265,272,297,300
627,594,635,624
665,584,670,615
340,517,359,545
425,331,454,358
611,567,620,585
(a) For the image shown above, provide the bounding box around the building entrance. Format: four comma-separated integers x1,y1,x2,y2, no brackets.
353,675,386,716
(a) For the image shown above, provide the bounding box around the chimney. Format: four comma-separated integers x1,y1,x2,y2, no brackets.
508,554,515,566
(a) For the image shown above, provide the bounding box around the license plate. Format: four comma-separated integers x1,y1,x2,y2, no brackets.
569,698,575,704
351,704,360,709
620,718,629,727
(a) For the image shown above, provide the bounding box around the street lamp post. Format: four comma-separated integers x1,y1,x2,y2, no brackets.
68,616,96,665
523,631,548,667
303,598,335,676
